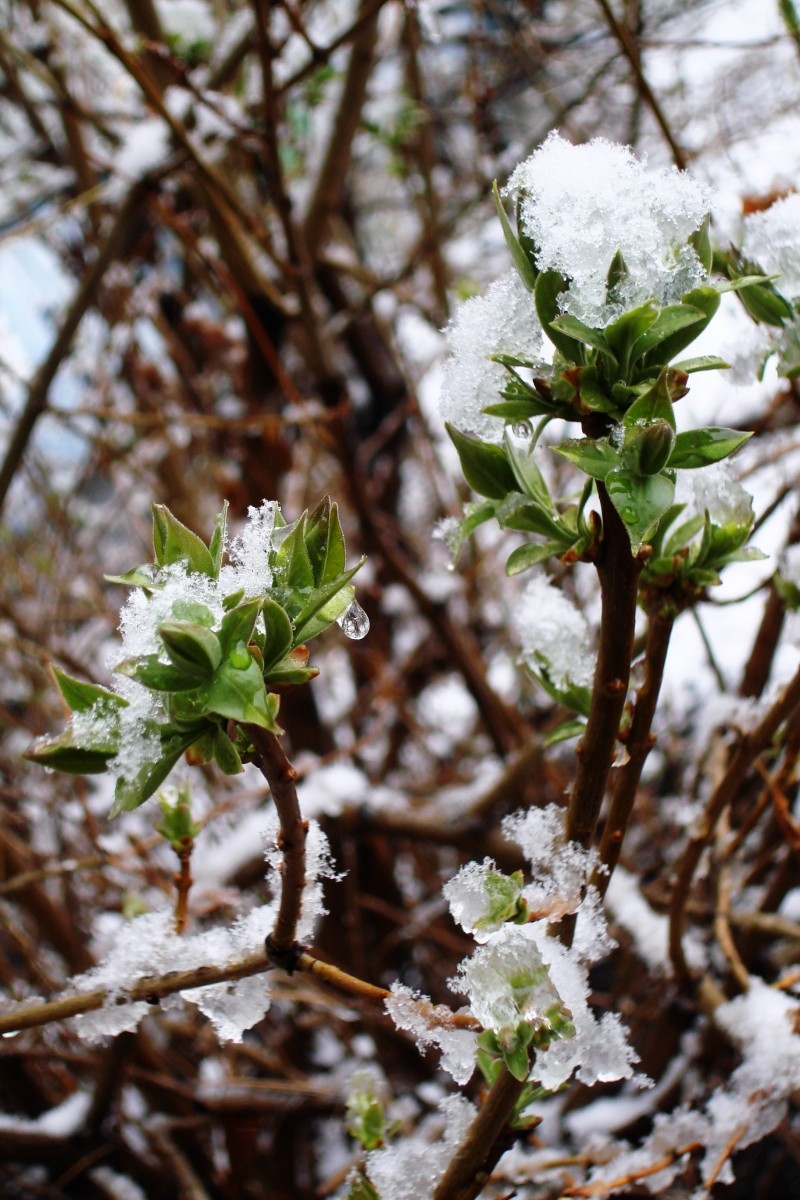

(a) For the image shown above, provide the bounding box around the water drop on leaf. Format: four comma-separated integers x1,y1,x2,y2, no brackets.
509,420,534,442
337,599,370,640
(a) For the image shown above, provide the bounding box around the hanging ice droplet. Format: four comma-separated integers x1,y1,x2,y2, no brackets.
337,599,370,640
510,420,533,442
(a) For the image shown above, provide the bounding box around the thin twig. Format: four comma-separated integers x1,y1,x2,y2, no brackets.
0,186,142,515
668,663,800,983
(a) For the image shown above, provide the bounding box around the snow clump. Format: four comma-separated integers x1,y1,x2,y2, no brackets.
440,270,544,443
506,132,712,327
513,574,595,692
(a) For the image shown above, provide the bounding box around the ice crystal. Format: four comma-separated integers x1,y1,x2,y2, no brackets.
440,271,543,443
507,133,712,327
385,983,477,1085
514,575,595,692
450,924,563,1033
443,858,522,941
219,499,278,598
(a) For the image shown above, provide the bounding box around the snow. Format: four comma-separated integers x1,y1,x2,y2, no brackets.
66,818,338,1041
742,192,800,300
0,1088,91,1135
439,271,544,443
385,983,477,1086
513,574,596,692
364,1094,476,1200
506,132,713,328
219,499,278,598
450,923,564,1033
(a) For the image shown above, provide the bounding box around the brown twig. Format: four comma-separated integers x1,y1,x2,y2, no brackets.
243,724,306,955
668,663,800,983
431,1065,528,1200
0,186,142,516
593,0,687,169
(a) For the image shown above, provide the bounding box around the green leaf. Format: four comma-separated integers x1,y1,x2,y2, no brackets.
293,566,364,642
114,654,208,693
212,726,243,775
158,621,222,679
304,497,347,587
629,303,704,362
529,665,592,718
218,597,263,660
549,315,617,363
208,501,228,578
625,420,676,476
505,540,567,574
604,302,659,369
493,179,537,290
24,728,118,775
111,728,205,816
572,364,617,413
104,564,156,589
503,426,555,509
605,248,629,304
51,667,128,714
670,355,730,374
554,437,618,480
662,513,705,557
263,657,320,687
605,469,676,552
275,514,315,592
497,494,568,539
204,658,279,729
503,1041,531,1082
641,287,720,367
544,718,586,747
535,270,583,362
439,499,496,563
689,213,713,273
725,271,794,326
668,427,752,469
152,504,215,576
624,368,678,430
482,399,545,421
446,423,519,499
261,597,295,667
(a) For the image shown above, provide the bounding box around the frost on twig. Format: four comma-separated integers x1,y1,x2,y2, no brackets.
16,817,338,1044
388,806,637,1096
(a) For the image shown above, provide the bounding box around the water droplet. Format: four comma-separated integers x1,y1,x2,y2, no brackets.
509,420,533,442
337,599,370,640
622,507,636,523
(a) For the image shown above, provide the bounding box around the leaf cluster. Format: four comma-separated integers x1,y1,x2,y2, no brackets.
25,499,364,815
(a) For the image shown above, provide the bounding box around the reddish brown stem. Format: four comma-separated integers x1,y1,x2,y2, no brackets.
431,1065,528,1200
594,609,675,894
243,724,306,955
566,485,644,852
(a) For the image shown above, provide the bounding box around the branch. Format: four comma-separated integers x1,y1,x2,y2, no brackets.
243,724,306,955
566,485,644,852
0,185,142,516
668,662,800,982
593,0,687,169
593,608,674,894
431,1065,528,1200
